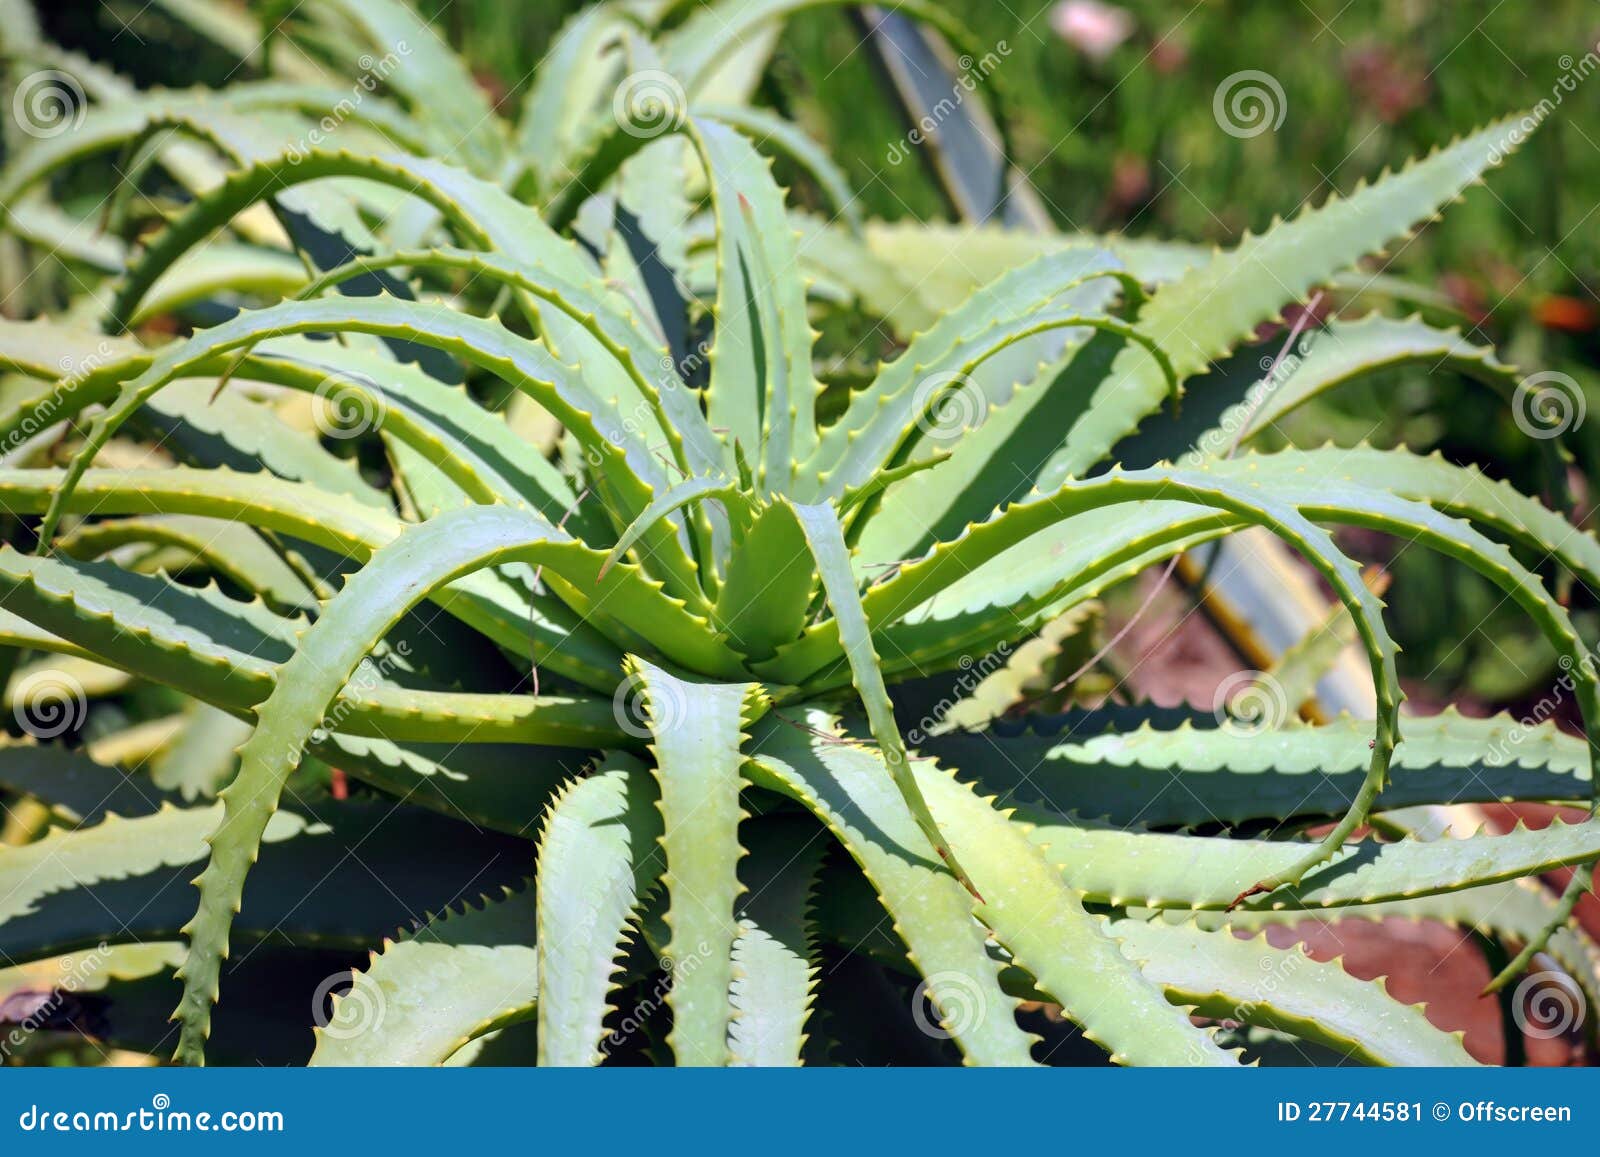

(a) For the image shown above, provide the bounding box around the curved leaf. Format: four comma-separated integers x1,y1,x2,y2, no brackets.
172,504,734,1063
310,887,539,1066
789,500,980,897
744,712,1037,1065
1040,115,1539,486
1111,918,1476,1066
749,712,1235,1065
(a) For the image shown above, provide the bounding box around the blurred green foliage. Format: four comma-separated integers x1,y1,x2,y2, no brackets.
57,3,1597,304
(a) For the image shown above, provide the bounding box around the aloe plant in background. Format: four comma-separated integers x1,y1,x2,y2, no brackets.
0,0,1596,1067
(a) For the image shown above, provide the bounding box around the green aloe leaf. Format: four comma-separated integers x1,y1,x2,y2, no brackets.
729,815,825,1066
535,755,663,1066
310,887,539,1066
745,713,1037,1065
924,711,1590,829
788,500,980,898
1110,918,1476,1066
749,712,1235,1065
691,117,818,488
1041,115,1539,487
630,657,762,1066
0,797,529,964
1025,810,1600,911
171,503,736,1063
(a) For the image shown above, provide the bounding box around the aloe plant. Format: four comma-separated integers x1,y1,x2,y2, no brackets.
0,0,1595,1067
